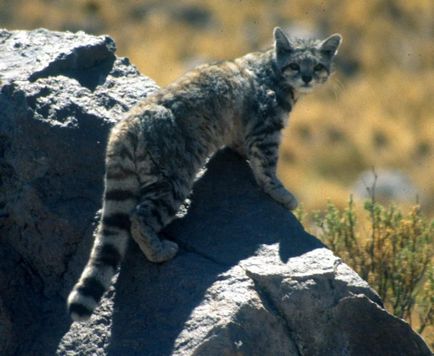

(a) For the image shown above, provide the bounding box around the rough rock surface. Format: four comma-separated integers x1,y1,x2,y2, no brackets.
0,28,158,355
0,29,431,356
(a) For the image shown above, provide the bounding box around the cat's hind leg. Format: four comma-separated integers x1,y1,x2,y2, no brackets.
130,179,182,263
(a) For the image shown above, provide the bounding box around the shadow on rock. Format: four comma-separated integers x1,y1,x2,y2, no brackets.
106,149,323,355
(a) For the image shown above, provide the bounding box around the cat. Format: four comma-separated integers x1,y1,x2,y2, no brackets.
67,27,342,321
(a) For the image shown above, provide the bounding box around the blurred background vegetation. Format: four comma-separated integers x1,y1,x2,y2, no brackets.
1,0,432,345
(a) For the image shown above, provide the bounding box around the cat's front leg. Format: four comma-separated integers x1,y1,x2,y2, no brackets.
246,135,298,210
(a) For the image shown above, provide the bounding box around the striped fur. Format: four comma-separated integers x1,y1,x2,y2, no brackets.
67,28,341,321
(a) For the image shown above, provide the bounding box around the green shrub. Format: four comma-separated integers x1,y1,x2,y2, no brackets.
296,196,434,344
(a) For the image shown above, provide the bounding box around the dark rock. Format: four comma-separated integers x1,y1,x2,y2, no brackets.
0,29,431,356
0,28,158,355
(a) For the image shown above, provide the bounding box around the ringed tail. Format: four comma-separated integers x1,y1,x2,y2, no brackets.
67,121,139,321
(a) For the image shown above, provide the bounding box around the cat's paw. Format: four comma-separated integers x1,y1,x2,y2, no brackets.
146,240,179,263
267,187,298,210
282,195,298,210
130,213,179,263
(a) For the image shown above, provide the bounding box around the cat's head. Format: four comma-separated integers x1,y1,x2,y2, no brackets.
273,27,342,93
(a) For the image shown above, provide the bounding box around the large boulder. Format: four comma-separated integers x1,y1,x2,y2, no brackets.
0,29,431,356
0,28,158,355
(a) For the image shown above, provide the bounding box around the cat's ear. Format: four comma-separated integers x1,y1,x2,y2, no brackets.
273,27,293,53
320,34,342,57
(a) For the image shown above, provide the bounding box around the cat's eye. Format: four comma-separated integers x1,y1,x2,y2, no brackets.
314,64,325,72
287,63,300,71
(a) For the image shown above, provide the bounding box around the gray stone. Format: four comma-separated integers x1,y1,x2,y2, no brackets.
352,169,419,203
0,29,431,356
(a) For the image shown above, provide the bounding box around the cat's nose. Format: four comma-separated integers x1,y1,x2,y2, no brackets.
302,75,312,83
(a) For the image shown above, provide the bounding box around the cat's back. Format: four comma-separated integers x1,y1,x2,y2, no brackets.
158,60,251,111
112,53,266,158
